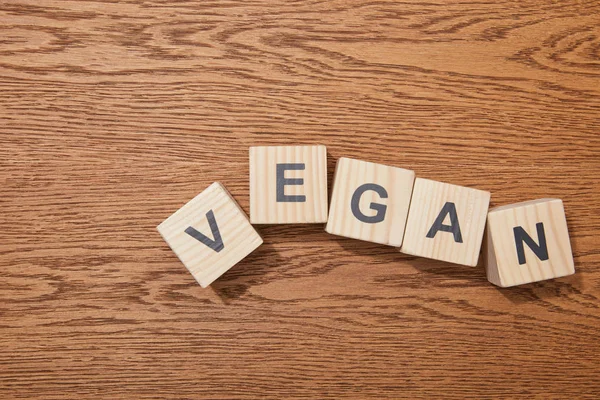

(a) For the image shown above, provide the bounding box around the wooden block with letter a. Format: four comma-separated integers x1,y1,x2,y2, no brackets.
157,182,263,288
325,157,415,246
485,198,575,287
250,145,328,224
401,178,491,266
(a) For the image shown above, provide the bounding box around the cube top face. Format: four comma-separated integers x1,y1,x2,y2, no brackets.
326,157,415,246
401,178,491,267
486,198,575,287
249,145,328,224
157,182,263,288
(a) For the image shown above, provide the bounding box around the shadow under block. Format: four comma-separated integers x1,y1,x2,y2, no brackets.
157,182,263,288
401,178,491,266
485,198,575,287
250,145,328,224
325,157,415,246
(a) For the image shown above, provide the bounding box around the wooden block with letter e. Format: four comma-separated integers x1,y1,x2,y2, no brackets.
250,145,328,224
401,178,491,266
157,182,263,288
485,198,575,287
326,157,415,246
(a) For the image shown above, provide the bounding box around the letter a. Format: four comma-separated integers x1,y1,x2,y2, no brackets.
426,202,463,243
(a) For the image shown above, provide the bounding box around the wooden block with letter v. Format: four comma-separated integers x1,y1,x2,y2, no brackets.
326,157,415,246
401,178,491,266
250,145,328,224
485,198,575,287
157,182,263,288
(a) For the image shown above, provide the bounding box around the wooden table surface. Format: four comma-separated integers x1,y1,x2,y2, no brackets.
1,1,599,398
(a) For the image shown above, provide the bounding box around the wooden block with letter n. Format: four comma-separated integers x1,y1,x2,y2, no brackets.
401,178,491,266
250,145,328,224
157,182,263,288
485,198,575,287
325,157,415,246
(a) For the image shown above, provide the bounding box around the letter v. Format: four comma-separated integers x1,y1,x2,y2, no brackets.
184,210,224,252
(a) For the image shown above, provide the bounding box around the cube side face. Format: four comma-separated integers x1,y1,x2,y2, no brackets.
484,225,503,286
325,157,415,246
157,183,263,288
486,199,575,287
400,178,491,266
249,145,328,224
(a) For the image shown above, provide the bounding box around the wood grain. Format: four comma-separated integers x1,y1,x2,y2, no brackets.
0,0,599,399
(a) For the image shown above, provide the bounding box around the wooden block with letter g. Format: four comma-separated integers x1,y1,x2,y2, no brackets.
325,157,415,246
157,182,263,288
401,178,491,266
250,145,328,224
485,198,575,287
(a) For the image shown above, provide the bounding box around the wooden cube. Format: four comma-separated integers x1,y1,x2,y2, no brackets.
401,178,490,266
157,182,263,288
325,157,415,246
485,198,575,287
250,145,328,224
